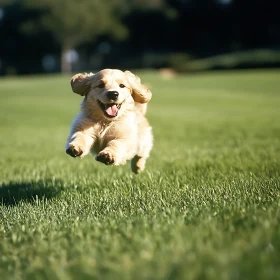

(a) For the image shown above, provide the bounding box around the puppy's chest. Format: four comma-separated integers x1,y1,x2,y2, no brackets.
90,123,115,152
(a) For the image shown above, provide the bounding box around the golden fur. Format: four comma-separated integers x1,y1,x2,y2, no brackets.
65,69,153,174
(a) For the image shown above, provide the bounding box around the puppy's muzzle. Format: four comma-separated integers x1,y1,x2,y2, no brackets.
107,91,119,101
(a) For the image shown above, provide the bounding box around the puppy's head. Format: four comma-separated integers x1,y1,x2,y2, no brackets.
70,69,152,120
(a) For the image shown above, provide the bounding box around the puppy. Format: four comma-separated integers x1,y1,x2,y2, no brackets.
65,69,153,174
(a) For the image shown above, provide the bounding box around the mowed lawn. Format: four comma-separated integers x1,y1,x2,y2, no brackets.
0,70,280,279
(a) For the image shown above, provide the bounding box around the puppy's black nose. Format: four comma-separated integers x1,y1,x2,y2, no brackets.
107,91,119,100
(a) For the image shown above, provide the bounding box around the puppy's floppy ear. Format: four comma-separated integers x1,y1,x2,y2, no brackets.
125,71,152,103
70,73,94,96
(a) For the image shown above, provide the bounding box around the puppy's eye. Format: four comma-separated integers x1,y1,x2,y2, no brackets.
97,82,105,88
119,84,125,88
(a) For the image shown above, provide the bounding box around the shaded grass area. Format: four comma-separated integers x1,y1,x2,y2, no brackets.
0,70,280,279
169,49,280,72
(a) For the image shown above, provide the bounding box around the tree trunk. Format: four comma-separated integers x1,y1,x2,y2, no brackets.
60,46,72,74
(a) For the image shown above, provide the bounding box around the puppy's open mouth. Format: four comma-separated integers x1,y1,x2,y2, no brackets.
98,100,122,118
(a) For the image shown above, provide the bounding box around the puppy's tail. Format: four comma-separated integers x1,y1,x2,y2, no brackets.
135,103,148,115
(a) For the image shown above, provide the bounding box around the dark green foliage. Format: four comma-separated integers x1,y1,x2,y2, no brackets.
23,0,128,46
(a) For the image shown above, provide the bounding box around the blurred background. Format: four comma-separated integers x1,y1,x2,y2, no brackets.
0,0,279,76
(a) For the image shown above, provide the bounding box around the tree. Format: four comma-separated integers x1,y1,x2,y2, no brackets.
23,0,128,73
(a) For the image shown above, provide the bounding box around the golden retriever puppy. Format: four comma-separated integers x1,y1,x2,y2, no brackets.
65,69,153,174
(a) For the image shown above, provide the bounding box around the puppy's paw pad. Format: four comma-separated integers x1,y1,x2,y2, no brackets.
96,152,115,165
66,145,83,157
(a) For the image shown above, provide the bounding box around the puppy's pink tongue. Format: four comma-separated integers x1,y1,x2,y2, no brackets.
105,104,118,116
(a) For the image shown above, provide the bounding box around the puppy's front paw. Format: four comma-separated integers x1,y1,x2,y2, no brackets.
66,145,83,158
96,151,115,165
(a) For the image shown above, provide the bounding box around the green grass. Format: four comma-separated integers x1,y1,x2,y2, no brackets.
187,49,280,71
0,70,280,280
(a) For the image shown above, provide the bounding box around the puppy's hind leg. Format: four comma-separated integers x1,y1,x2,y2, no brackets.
131,127,153,174
131,156,147,174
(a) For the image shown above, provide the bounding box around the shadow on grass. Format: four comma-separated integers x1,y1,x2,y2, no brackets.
0,180,64,206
